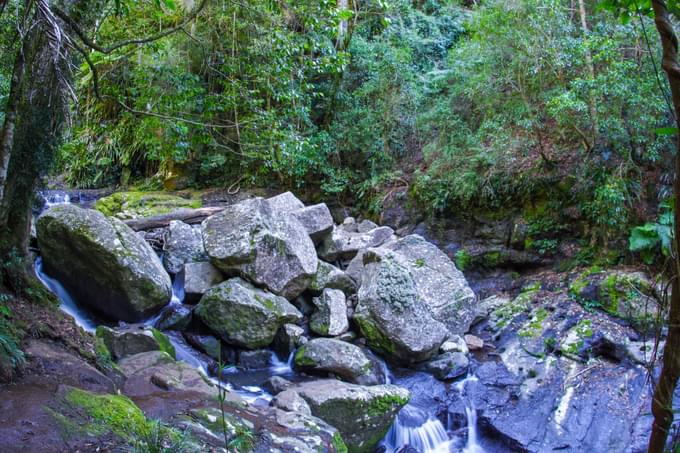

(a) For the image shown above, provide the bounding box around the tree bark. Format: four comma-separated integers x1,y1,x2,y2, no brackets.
577,0,599,144
648,2,680,452
124,207,224,231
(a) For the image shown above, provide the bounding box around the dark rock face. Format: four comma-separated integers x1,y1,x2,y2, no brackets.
37,204,171,322
446,282,656,453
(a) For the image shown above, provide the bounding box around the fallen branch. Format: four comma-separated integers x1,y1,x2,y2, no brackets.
124,207,223,231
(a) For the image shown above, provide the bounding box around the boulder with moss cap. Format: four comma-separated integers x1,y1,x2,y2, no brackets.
37,204,172,322
194,277,303,349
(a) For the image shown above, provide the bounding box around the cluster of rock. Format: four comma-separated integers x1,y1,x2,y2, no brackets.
36,191,481,452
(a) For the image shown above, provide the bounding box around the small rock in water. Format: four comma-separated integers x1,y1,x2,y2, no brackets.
420,352,469,380
464,334,484,351
238,349,274,370
154,304,192,331
440,335,469,355
262,376,293,395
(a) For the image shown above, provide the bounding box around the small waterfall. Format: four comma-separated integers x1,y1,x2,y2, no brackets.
170,270,185,304
270,349,295,375
455,374,484,453
381,405,451,453
40,191,71,208
144,272,185,328
379,357,393,384
34,257,99,333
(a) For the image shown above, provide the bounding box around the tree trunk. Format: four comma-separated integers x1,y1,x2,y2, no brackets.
648,2,680,452
577,0,599,145
0,0,101,291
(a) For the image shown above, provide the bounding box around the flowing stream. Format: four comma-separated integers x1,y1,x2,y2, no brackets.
32,190,486,452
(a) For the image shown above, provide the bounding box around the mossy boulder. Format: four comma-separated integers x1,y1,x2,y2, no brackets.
294,338,382,385
94,191,201,220
354,251,449,364
308,260,357,296
293,379,409,453
54,386,151,441
194,277,303,349
568,268,660,328
37,204,172,322
96,326,175,360
202,197,318,299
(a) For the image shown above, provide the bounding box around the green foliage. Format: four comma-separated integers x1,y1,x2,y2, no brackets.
629,201,674,264
0,297,24,380
454,249,471,271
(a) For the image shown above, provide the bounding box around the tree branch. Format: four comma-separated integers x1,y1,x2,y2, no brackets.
53,0,208,55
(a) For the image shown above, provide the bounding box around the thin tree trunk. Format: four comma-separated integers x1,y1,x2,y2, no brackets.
648,2,680,452
577,0,599,144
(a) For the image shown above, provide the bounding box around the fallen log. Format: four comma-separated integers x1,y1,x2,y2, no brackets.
124,207,224,231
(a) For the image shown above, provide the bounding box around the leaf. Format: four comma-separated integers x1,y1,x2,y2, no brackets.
655,127,678,136
337,9,353,21
629,224,660,252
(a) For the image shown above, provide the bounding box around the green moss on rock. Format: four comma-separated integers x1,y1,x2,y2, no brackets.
94,191,201,219
151,328,176,360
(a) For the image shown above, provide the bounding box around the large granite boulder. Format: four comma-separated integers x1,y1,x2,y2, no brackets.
310,289,349,336
194,277,303,349
318,225,395,262
350,235,476,334
294,338,382,385
354,249,449,364
379,235,476,334
37,204,172,322
293,379,410,453
162,221,206,274
202,197,318,299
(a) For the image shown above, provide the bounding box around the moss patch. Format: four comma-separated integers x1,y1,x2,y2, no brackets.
332,432,349,453
94,191,201,219
151,328,176,360
63,388,149,439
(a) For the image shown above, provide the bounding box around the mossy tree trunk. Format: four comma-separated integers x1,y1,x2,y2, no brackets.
0,0,101,293
648,1,680,452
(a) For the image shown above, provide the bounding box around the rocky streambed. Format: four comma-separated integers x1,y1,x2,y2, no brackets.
17,189,667,452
